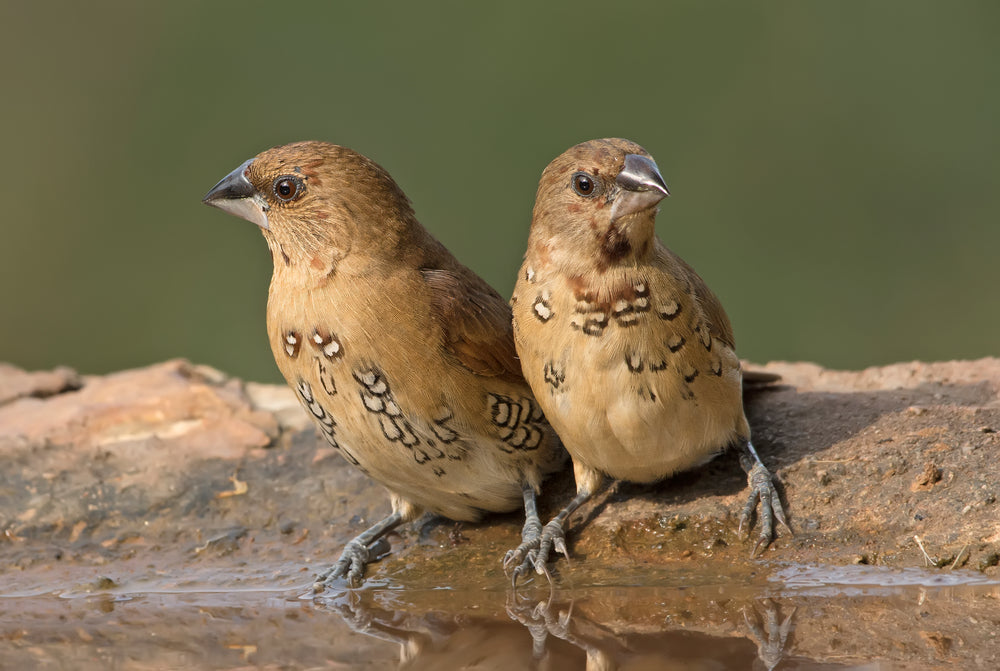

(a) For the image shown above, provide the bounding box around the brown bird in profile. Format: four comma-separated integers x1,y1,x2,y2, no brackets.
506,138,788,582
202,141,564,587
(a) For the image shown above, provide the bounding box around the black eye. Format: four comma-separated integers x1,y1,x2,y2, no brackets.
572,172,597,197
273,176,303,202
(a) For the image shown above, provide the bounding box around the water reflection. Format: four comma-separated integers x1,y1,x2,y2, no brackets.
324,591,556,669
316,568,1000,670
2,567,998,668
323,587,798,670
506,592,796,670
742,599,796,670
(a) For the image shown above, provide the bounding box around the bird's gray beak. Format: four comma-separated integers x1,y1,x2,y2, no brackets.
202,158,271,230
609,154,670,223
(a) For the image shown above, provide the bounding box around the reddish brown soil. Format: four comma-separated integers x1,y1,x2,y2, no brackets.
1,358,998,668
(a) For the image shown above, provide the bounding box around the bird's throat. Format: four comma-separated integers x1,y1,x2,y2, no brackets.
597,214,655,271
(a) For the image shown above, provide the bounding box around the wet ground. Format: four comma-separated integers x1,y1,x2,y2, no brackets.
4,557,998,669
2,359,999,668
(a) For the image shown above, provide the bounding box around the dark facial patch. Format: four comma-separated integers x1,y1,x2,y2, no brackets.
599,223,631,267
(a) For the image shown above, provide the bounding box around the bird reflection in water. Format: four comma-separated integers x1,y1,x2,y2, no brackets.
319,589,796,670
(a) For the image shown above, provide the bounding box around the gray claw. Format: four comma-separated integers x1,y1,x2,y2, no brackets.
504,542,535,576
314,537,391,591
552,534,569,560
507,557,534,585
504,516,544,576
505,519,568,586
530,520,567,577
739,461,790,555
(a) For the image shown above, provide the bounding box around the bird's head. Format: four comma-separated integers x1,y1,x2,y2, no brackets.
202,141,417,268
529,138,669,271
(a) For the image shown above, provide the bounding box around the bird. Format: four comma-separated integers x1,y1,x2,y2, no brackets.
505,138,788,582
202,141,564,588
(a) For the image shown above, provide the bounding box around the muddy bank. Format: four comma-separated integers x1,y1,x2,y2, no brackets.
1,358,998,668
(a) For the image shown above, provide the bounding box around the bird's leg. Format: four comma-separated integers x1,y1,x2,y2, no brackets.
505,590,552,660
503,483,544,569
738,441,790,556
507,487,593,586
743,599,796,671
503,483,543,575
315,510,404,590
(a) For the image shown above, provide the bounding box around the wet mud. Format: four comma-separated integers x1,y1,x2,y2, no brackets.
1,358,999,668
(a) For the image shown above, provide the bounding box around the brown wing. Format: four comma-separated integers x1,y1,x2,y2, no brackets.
658,243,737,350
421,268,526,383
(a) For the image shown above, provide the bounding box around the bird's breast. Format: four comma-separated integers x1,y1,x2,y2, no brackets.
265,271,561,518
513,268,746,482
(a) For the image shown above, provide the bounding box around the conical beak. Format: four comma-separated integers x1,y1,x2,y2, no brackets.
202,158,271,230
608,154,670,223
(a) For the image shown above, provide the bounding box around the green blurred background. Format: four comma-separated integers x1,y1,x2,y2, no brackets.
1,2,997,383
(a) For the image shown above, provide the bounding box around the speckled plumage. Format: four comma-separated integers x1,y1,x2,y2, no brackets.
506,139,787,581
203,141,563,587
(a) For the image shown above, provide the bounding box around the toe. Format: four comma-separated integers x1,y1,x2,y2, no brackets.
552,535,569,559
740,461,791,554
771,487,791,533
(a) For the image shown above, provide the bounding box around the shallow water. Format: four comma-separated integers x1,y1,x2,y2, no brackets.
3,562,996,669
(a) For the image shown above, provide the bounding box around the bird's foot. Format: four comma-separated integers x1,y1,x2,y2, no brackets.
504,519,569,587
314,536,391,591
738,456,790,556
743,599,796,670
503,514,542,573
506,590,573,659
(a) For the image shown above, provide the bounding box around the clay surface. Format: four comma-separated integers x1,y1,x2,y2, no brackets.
1,358,998,668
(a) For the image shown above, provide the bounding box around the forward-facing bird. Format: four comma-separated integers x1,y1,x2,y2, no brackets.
202,141,564,587
506,138,788,582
